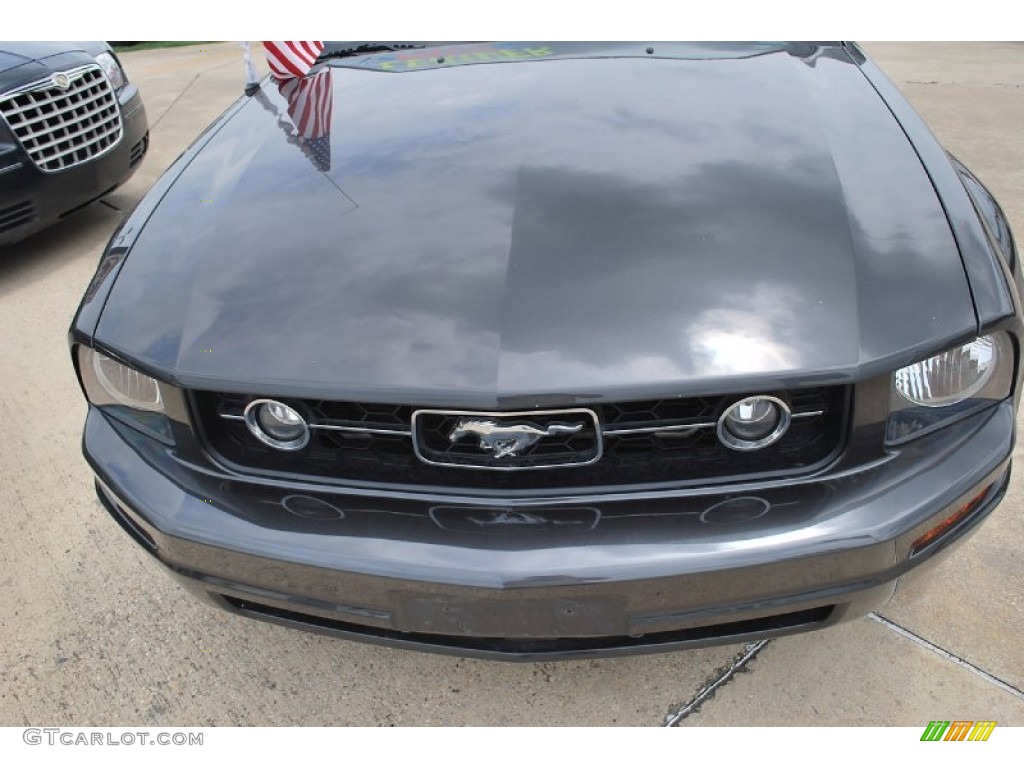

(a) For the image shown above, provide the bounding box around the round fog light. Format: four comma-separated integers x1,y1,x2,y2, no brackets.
717,395,791,451
244,399,310,450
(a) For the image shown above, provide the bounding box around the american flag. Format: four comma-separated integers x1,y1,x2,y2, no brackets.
276,69,333,172
263,41,324,80
251,60,354,211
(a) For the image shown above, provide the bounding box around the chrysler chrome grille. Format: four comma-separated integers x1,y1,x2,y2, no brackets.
0,65,122,172
194,388,848,492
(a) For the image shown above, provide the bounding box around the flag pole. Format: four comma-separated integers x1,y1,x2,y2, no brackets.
240,42,262,95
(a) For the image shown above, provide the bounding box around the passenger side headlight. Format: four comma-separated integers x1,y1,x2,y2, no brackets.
887,332,1014,444
77,346,173,443
94,52,128,91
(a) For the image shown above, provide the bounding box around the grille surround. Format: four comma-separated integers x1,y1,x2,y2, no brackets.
0,65,123,173
193,387,849,494
412,408,603,470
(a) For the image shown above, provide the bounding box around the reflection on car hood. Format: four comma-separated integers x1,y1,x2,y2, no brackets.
97,45,976,406
0,42,99,78
0,48,33,74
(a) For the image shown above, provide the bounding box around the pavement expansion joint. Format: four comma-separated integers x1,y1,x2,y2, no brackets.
662,639,771,726
904,79,1024,91
870,613,1024,701
150,73,203,131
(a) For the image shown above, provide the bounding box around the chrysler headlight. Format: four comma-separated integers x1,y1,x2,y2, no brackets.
94,52,128,90
77,346,172,442
887,333,1014,444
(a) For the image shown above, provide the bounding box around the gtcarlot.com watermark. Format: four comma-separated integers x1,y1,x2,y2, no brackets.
23,728,203,747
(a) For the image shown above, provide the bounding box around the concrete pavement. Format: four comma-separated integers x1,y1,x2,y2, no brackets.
0,41,1021,726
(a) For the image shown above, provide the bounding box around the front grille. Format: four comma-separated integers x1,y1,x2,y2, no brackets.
194,387,848,493
0,65,122,172
0,200,36,233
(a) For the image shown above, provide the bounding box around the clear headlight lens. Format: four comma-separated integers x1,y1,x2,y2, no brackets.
92,350,163,411
893,336,997,407
94,52,127,90
77,346,172,443
888,332,1014,444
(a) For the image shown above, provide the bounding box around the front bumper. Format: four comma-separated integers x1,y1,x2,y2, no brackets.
84,400,1014,660
0,84,148,247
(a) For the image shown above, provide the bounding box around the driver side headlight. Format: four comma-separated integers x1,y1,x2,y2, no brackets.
77,346,173,443
887,332,1014,444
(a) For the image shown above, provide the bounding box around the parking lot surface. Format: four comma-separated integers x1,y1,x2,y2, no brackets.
0,41,1021,726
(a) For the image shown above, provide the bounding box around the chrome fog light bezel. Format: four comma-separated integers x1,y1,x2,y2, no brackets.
717,395,792,451
244,399,310,451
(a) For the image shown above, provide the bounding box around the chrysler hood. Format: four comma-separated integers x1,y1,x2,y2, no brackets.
0,42,102,78
96,44,976,406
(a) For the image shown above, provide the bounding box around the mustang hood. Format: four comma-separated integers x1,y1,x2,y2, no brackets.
96,44,976,406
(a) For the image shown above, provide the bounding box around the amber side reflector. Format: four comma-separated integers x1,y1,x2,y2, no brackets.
910,485,991,556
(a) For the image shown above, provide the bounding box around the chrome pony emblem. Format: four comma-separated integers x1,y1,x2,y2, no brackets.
413,408,601,469
51,72,71,90
448,418,584,459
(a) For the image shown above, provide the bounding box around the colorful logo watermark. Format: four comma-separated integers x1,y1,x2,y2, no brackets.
920,721,996,741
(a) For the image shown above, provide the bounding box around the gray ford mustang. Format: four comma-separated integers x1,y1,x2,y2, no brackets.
70,42,1021,659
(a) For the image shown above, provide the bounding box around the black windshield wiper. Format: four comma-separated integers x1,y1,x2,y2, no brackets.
317,42,429,62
